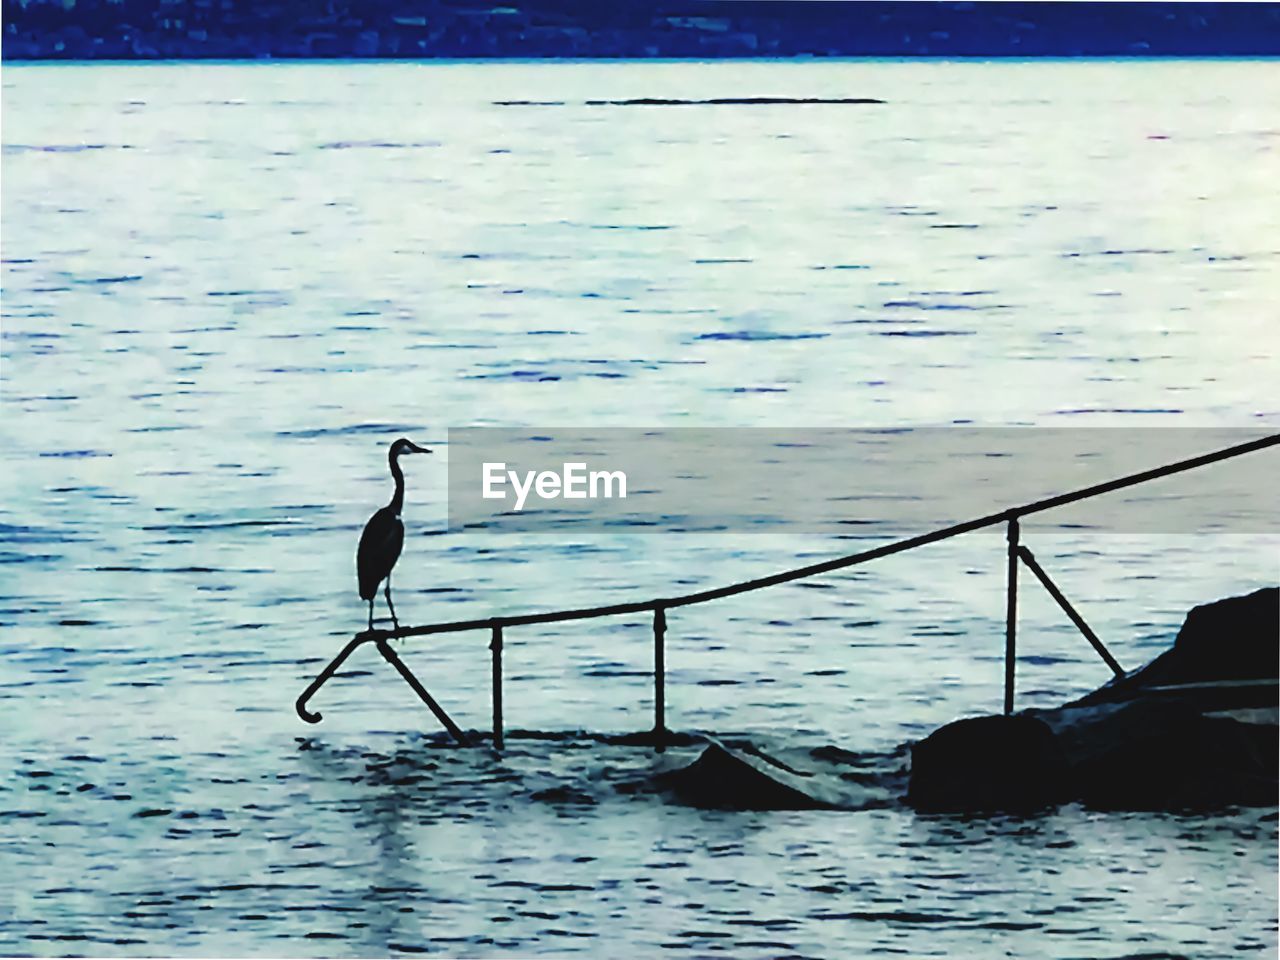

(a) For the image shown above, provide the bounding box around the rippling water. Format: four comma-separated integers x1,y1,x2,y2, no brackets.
2,60,1278,957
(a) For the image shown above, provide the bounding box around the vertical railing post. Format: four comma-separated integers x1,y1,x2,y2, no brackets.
490,623,504,751
653,605,667,752
1004,516,1020,715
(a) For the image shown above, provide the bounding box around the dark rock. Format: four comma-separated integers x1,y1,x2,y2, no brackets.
907,714,1067,813
1051,699,1278,810
1077,586,1278,704
910,587,1278,813
656,738,837,810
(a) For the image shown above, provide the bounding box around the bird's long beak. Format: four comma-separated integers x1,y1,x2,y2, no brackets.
408,442,432,454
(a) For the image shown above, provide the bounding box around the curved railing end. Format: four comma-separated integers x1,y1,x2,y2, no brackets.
294,632,379,725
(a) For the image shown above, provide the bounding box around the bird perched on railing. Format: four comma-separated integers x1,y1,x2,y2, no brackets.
357,438,431,632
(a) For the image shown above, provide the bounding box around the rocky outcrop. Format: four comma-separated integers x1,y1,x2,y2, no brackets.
907,714,1067,813
908,587,1278,813
1056,699,1277,809
1075,587,1278,703
652,589,1275,813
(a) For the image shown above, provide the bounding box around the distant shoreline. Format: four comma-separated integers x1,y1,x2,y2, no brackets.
7,54,1280,66
5,0,1279,62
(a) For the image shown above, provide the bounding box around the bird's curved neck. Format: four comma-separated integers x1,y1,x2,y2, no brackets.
388,453,405,515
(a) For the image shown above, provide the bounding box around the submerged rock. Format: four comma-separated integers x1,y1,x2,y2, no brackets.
908,587,1279,813
656,738,839,810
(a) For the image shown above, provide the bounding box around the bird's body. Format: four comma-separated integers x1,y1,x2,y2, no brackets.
357,505,404,602
356,438,430,631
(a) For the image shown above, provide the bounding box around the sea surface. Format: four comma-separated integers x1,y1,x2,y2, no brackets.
2,60,1278,958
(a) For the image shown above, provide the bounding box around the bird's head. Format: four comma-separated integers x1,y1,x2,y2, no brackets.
390,437,432,461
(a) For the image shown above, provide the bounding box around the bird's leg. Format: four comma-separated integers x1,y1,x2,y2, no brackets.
367,598,374,633
385,576,400,638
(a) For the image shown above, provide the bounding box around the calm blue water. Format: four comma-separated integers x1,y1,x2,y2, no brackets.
1,60,1277,957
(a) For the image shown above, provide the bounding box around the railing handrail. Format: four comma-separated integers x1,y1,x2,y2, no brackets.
364,432,1280,640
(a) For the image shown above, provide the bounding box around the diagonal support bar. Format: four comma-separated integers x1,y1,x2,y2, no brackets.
1017,546,1125,679
296,632,378,723
295,632,473,745
376,640,472,745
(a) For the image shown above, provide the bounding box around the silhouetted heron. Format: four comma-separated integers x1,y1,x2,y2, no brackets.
357,438,431,632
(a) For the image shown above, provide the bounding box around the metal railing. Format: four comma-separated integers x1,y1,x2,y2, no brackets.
296,433,1279,749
